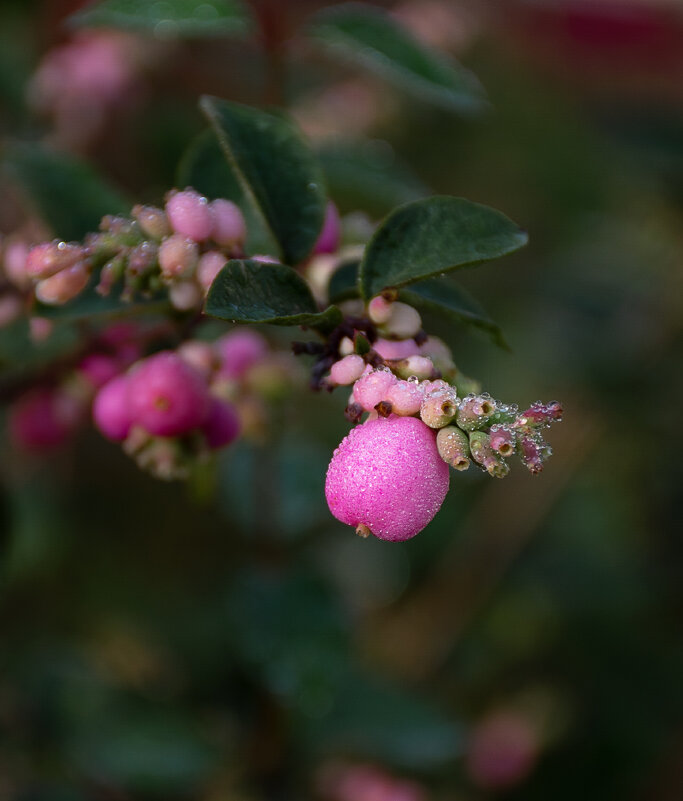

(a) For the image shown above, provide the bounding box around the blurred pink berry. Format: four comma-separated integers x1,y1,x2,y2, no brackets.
215,329,268,380
386,379,424,416
352,367,397,411
29,317,53,342
35,262,89,305
93,374,132,441
9,389,80,452
325,415,449,541
466,712,538,790
197,250,226,291
373,337,420,361
202,397,241,449
127,352,210,436
25,241,83,280
158,234,199,280
78,353,120,389
165,190,213,241
209,199,246,248
169,280,202,311
177,341,216,377
313,201,341,255
396,355,433,380
0,294,22,328
4,240,30,289
330,354,365,386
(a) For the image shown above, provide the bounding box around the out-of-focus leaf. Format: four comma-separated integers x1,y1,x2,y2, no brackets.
400,278,508,349
205,259,341,328
2,143,128,240
200,97,326,265
69,0,252,38
318,139,428,217
309,3,487,114
0,319,80,380
359,196,528,298
327,258,360,304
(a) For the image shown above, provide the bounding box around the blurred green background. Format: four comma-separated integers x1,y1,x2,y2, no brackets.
1,1,682,799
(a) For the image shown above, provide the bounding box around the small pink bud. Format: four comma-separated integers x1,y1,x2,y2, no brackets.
422,378,449,394
489,424,516,457
78,353,120,389
469,431,509,478
165,189,213,241
383,301,421,339
158,234,199,280
133,205,171,240
330,354,365,386
352,367,397,411
420,387,458,428
385,379,424,416
520,401,563,426
368,295,393,325
197,250,226,291
373,337,420,361
169,280,202,311
209,199,246,248
519,436,546,474
313,201,341,255
325,415,449,541
26,241,84,279
396,355,433,380
93,374,132,441
202,397,241,449
215,329,268,380
127,351,210,436
35,262,89,305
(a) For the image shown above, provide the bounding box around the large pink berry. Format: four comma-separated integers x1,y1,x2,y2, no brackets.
209,199,246,248
313,201,341,255
127,352,209,436
165,189,213,241
325,415,449,541
201,397,241,449
93,374,132,441
215,329,268,380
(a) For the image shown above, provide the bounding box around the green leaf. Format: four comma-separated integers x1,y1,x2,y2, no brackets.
176,128,277,254
359,196,528,299
205,259,340,328
3,143,128,241
309,3,487,114
400,278,508,349
200,97,327,265
318,139,428,217
69,0,252,37
327,258,360,304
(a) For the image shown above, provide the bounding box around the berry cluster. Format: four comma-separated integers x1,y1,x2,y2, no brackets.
319,293,562,541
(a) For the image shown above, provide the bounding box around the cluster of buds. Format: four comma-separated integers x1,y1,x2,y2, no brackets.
320,293,563,541
316,761,426,801
92,328,295,479
20,188,247,311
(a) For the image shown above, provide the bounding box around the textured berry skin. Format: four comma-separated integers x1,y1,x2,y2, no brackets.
165,190,213,241
93,374,132,441
325,415,449,542
313,201,341,255
216,329,268,380
127,352,209,436
202,397,241,449
352,367,397,411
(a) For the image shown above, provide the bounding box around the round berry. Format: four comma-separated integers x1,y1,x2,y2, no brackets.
352,367,397,412
215,329,268,380
330,354,365,386
35,262,89,305
209,199,246,248
93,374,133,441
325,415,449,542
202,397,241,449
165,189,213,241
197,250,226,291
373,337,419,361
158,234,198,280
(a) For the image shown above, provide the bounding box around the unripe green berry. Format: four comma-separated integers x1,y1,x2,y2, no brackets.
420,388,458,428
469,431,509,478
436,426,471,470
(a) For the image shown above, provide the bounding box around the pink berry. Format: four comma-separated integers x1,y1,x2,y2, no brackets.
209,199,246,248
373,337,419,361
177,341,216,377
215,329,268,380
385,379,424,416
197,250,226,291
169,280,202,311
78,353,120,389
313,201,341,255
325,415,449,542
352,367,397,411
93,374,132,441
127,352,210,436
165,189,213,241
158,234,198,280
4,240,30,289
35,262,89,305
9,389,80,452
383,301,422,339
368,295,393,325
330,354,365,386
202,397,241,449
25,241,83,279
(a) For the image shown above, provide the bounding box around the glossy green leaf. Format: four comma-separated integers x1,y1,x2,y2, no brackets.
200,97,327,265
309,3,487,114
318,139,428,217
400,278,508,349
69,0,252,37
205,259,340,327
3,144,128,241
176,128,277,254
359,196,528,299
